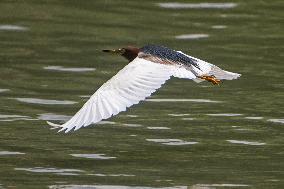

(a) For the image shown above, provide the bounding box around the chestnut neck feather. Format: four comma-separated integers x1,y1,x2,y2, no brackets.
121,46,140,62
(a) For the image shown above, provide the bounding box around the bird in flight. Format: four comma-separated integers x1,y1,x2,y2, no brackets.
47,45,241,133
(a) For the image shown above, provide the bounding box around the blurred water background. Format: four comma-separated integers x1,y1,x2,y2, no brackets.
0,0,283,188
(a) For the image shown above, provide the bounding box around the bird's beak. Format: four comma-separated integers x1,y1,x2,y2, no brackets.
102,48,125,55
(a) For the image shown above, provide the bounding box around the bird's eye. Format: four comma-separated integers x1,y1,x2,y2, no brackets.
119,48,126,54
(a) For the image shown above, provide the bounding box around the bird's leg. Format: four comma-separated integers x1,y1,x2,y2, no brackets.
198,75,221,85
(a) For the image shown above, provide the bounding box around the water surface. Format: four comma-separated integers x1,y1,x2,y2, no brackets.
0,0,283,188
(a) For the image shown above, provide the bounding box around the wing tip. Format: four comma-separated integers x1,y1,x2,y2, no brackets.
46,121,69,133
47,121,61,128
58,127,68,133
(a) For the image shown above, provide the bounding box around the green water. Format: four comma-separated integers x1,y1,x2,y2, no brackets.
0,0,283,188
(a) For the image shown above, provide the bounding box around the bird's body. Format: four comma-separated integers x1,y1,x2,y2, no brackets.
48,45,241,133
140,45,200,68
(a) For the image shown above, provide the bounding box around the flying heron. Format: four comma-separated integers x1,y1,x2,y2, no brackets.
47,44,241,133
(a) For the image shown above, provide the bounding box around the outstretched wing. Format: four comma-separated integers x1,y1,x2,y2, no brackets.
48,57,174,133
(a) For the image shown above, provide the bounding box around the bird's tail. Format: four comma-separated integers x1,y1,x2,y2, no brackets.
193,64,241,83
175,51,241,82
208,65,241,80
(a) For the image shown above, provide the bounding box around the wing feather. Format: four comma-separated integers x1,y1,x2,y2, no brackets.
103,92,120,116
109,91,127,111
51,57,173,132
93,98,102,121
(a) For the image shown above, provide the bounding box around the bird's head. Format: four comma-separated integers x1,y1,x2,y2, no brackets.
103,46,140,62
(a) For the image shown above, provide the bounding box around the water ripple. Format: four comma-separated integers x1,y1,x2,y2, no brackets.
245,117,263,120
207,113,243,116
122,123,142,127
15,167,83,174
175,34,209,40
158,2,237,9
194,184,249,187
14,98,77,105
0,114,34,122
0,25,28,31
97,121,116,125
38,113,71,121
56,172,80,176
122,114,139,118
147,139,198,146
147,99,221,103
227,140,266,146
268,119,284,124
44,66,95,72
168,113,190,117
211,25,227,29
0,114,29,119
181,118,195,121
88,173,135,177
147,127,171,130
0,151,25,156
70,154,116,160
0,89,10,93
49,185,187,189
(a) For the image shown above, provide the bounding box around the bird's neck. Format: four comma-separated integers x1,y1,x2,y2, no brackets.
122,47,140,62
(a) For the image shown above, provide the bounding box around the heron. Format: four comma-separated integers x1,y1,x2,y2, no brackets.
47,44,241,133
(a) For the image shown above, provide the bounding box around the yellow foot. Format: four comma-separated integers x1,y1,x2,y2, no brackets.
198,75,221,85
